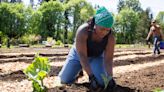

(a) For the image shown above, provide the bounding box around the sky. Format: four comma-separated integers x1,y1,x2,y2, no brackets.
23,0,164,18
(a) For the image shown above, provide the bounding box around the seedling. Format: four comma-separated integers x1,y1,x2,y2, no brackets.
23,54,50,92
153,88,164,92
101,74,112,89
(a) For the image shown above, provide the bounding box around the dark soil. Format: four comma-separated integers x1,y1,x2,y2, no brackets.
116,63,164,92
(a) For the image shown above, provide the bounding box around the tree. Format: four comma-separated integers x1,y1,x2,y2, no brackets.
117,0,142,13
125,0,142,12
0,31,2,44
66,0,94,42
116,0,143,44
135,8,153,43
156,11,164,31
30,0,34,8
117,0,125,12
61,0,70,44
115,7,139,44
0,3,26,48
37,1,64,41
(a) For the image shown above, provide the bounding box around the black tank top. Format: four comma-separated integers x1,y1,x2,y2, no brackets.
87,30,110,57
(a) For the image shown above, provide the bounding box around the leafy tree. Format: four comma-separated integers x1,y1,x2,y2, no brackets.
29,10,42,36
135,8,153,43
0,0,11,3
115,7,139,44
37,1,64,41
0,3,26,48
117,0,125,12
116,0,143,44
61,0,70,44
66,0,94,42
117,0,142,13
125,0,142,12
24,6,34,34
156,11,164,31
29,0,94,44
30,0,34,8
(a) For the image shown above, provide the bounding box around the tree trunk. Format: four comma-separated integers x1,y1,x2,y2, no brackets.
56,24,60,41
64,11,68,44
7,37,10,48
0,36,1,44
0,36,1,48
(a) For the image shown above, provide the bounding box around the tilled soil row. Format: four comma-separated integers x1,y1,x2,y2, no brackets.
114,51,152,58
0,47,70,53
114,54,164,66
0,49,153,64
114,48,151,52
0,56,67,63
0,52,68,58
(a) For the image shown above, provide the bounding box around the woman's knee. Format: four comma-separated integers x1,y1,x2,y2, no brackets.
59,74,74,84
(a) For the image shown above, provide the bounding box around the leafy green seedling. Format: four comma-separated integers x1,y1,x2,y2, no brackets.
23,54,50,92
101,74,112,89
153,88,164,92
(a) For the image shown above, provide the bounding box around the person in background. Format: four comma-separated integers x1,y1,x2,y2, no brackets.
58,6,116,91
146,20,163,56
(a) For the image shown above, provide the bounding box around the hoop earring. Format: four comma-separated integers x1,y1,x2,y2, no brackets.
94,25,96,29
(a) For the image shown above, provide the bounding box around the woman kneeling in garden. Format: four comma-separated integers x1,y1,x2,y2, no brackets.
58,6,116,91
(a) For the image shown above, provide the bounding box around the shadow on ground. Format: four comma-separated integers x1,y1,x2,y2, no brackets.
0,70,26,81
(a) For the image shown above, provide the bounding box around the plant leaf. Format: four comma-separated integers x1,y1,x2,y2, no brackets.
23,54,51,92
101,74,112,89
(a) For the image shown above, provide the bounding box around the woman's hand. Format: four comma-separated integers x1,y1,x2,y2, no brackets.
89,74,99,89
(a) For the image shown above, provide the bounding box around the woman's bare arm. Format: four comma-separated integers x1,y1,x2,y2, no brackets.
75,24,93,76
104,32,115,76
146,27,153,40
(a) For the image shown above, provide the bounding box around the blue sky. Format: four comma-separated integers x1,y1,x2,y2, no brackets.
23,0,164,18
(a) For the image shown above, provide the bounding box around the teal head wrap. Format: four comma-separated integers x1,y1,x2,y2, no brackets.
94,7,114,28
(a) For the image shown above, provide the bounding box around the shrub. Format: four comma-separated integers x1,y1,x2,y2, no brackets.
55,40,63,46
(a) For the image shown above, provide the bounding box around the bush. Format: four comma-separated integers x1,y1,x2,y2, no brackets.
19,34,41,45
55,40,63,46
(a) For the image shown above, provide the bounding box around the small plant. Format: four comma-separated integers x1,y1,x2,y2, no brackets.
101,74,112,89
153,88,164,92
23,54,51,92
